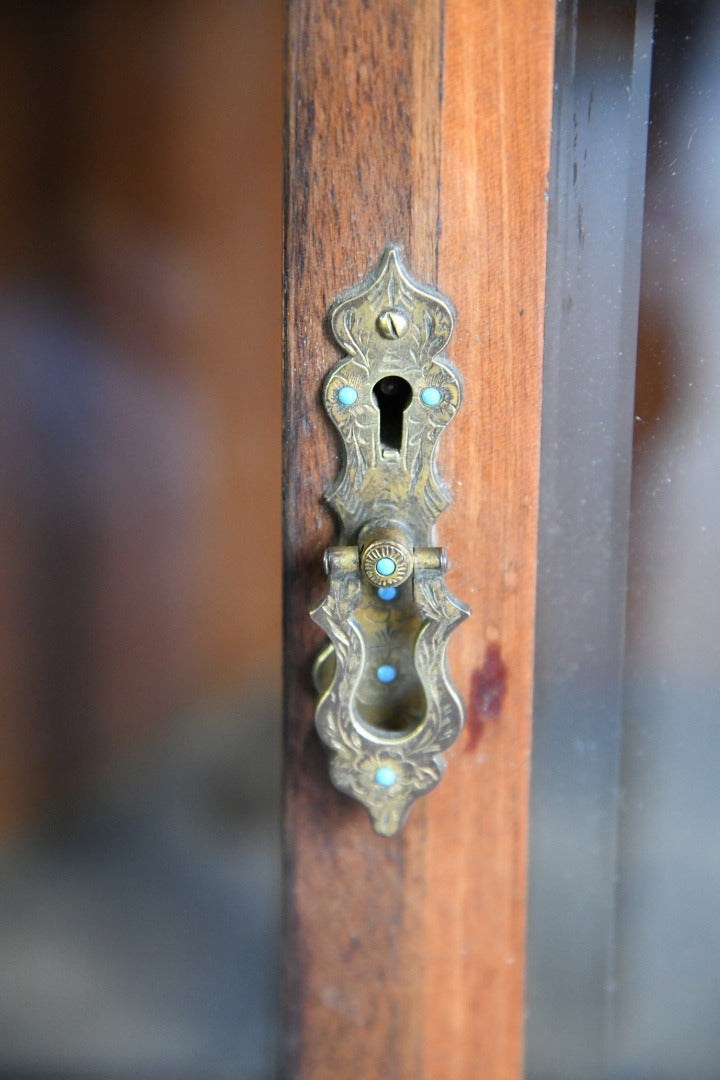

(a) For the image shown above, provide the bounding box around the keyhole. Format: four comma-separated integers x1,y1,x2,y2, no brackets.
372,376,412,452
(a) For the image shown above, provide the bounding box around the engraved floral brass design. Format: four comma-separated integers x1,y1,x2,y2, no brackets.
310,248,469,836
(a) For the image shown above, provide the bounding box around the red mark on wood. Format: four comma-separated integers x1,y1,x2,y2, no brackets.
466,643,507,751
341,936,361,963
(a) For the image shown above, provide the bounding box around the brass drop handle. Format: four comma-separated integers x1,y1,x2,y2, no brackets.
309,248,470,835
311,524,468,835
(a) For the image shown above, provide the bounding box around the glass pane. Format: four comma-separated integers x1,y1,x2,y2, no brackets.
613,2,720,1075
529,2,720,1077
526,3,654,1076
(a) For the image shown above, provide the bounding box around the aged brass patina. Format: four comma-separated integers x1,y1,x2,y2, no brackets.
310,247,469,836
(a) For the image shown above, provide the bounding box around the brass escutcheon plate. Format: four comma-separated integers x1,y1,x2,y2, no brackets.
310,247,469,835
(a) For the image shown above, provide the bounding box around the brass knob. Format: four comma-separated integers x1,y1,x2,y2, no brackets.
359,524,413,588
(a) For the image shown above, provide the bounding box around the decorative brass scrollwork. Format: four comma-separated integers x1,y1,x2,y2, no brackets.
310,247,469,836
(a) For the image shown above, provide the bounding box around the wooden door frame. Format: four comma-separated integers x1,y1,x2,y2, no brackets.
282,3,555,1076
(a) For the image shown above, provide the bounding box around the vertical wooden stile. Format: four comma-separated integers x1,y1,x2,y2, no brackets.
283,2,555,1076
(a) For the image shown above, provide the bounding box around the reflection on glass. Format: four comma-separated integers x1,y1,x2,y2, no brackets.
525,5,653,1078
614,2,720,1076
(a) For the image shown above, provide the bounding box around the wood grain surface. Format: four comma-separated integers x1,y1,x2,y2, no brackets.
283,1,555,1076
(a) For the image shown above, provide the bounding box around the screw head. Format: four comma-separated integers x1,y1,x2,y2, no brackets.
376,308,409,339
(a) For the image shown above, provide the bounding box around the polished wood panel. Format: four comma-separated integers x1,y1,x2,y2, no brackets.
283,2,443,1076
428,3,555,1075
283,0,555,1076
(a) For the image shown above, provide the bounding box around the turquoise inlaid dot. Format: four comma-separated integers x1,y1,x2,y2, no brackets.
377,586,397,601
376,557,396,576
375,765,397,788
376,664,397,683
338,385,358,406
421,386,442,407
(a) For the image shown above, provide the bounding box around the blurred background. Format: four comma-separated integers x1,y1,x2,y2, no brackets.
528,3,720,1075
614,1,720,1075
0,2,282,1077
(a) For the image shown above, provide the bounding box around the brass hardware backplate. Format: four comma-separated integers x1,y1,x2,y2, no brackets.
310,247,469,835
